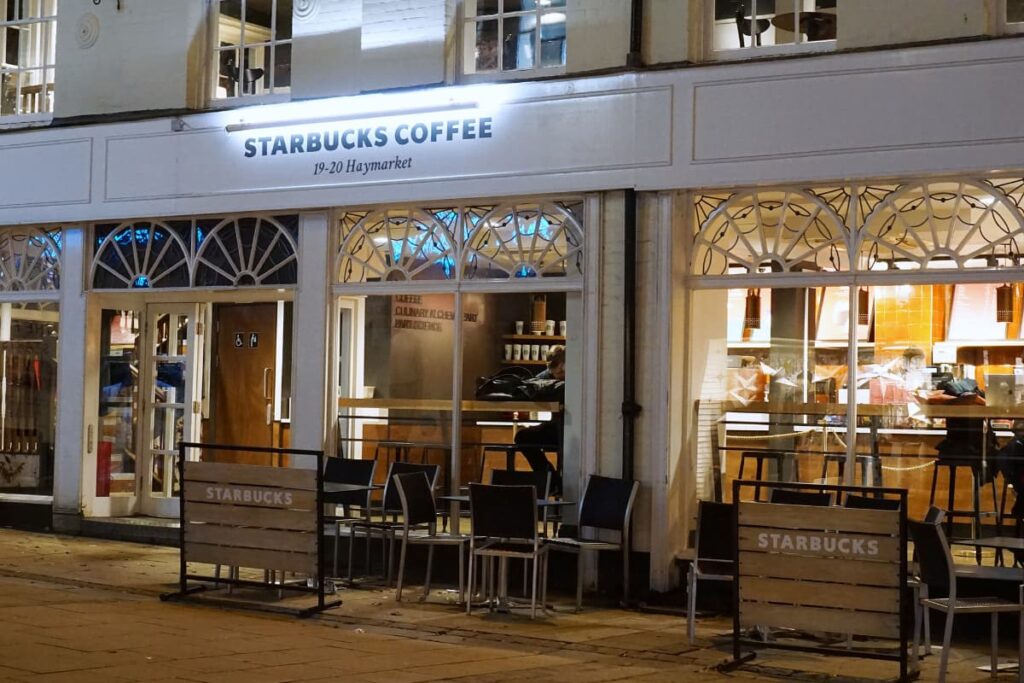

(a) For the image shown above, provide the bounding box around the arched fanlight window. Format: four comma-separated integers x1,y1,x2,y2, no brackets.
0,227,61,292
194,215,299,287
336,208,458,283
91,221,191,289
859,180,1024,271
462,201,584,280
692,189,850,276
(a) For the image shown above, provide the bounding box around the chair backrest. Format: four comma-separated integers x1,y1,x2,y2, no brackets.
907,518,954,598
393,472,437,528
769,489,833,507
843,494,901,511
579,475,640,532
924,505,946,524
734,6,770,47
490,469,551,499
695,500,735,562
469,483,537,541
383,462,440,513
323,457,376,506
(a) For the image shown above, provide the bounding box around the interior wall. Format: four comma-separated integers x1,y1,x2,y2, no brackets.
54,0,208,117
838,0,993,50
644,0,691,65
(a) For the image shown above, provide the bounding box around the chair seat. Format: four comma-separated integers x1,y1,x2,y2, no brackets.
924,596,1024,613
406,532,469,545
546,537,619,552
475,541,546,558
954,564,1024,581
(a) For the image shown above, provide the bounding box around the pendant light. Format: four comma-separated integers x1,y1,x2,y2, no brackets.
857,287,870,325
744,288,762,329
997,283,1014,323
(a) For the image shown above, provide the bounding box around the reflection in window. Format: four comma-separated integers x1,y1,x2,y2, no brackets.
464,0,566,76
0,0,56,117
711,0,837,54
215,0,291,99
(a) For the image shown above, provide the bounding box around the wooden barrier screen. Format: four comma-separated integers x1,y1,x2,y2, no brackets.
730,480,912,682
163,442,339,616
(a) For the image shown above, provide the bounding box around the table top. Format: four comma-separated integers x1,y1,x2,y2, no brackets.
770,11,837,40
954,536,1024,551
438,494,574,508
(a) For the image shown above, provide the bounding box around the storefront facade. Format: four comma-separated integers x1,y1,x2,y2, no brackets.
2,34,1024,592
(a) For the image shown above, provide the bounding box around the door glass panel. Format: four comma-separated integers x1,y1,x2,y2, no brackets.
147,312,188,499
97,309,140,499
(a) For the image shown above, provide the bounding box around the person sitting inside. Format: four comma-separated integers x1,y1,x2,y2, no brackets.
514,346,565,496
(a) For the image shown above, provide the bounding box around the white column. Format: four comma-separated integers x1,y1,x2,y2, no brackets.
290,211,331,458
53,226,87,530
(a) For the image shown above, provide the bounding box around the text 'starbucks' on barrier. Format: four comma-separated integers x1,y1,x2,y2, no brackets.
723,480,913,683
161,442,340,618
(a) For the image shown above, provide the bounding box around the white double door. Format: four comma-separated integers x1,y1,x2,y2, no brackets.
137,303,205,518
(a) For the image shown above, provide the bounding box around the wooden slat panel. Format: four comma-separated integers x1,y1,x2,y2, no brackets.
184,486,316,510
739,502,899,536
185,524,317,554
740,602,901,640
184,462,316,491
739,528,901,563
184,502,315,531
740,552,900,587
740,576,900,614
186,543,317,575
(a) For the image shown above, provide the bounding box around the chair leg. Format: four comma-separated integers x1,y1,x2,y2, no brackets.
623,543,630,606
395,535,408,602
458,543,465,604
687,565,697,645
334,523,341,578
930,462,939,505
466,548,475,616
531,552,539,620
1017,600,1024,683
754,456,764,502
938,609,954,683
541,552,549,614
991,612,998,678
576,550,584,612
348,525,357,583
911,589,920,673
423,544,435,599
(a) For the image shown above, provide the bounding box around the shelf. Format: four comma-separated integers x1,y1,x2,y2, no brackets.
502,334,566,342
501,360,547,366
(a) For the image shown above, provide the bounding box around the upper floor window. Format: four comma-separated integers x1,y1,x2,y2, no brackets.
1009,0,1024,32
463,0,567,77
214,0,291,101
711,0,836,56
1,0,56,118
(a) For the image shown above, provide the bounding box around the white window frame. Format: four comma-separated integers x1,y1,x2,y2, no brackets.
0,0,56,120
208,0,291,106
460,0,568,83
705,0,836,62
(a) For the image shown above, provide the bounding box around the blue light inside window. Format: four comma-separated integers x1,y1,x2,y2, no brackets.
132,275,150,288
514,265,537,278
441,255,455,278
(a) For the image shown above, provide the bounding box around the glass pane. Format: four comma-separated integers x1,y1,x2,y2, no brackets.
4,0,21,22
0,72,17,116
98,309,139,498
339,294,455,496
272,42,290,90
693,287,850,504
475,19,498,72
1011,0,1024,23
539,11,565,67
474,0,499,16
0,303,58,496
217,47,240,98
4,26,20,66
242,45,267,94
275,0,292,41
17,69,45,114
504,0,538,11
219,0,243,47
502,15,535,71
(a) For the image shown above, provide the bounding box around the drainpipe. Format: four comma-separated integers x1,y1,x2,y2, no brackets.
622,189,641,481
627,0,644,67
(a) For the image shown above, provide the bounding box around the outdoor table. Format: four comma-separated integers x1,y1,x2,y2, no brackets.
438,494,573,509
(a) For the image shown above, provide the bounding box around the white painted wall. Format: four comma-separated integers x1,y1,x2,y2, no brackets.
644,0,692,65
566,0,631,73
291,0,363,98
839,0,994,50
360,0,447,91
54,0,207,117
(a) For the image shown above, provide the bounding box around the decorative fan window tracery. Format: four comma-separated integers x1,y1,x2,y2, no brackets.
463,202,584,280
0,227,62,292
859,180,1024,271
90,215,299,290
692,190,850,276
335,200,585,285
336,209,458,283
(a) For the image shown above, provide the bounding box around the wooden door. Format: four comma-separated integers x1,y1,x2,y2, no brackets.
210,303,278,463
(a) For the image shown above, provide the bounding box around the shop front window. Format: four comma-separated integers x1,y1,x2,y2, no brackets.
463,0,567,78
0,0,56,118
214,0,291,100
710,0,836,57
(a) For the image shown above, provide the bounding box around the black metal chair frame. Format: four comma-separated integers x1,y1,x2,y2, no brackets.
686,500,735,644
324,456,377,579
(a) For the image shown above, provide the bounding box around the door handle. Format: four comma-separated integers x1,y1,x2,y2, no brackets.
266,402,273,426
263,367,272,400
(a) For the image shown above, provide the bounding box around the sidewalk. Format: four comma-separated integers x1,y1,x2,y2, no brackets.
0,528,1010,682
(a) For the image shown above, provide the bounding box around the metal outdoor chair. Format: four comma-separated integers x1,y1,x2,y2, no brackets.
392,472,468,603
843,493,902,511
909,518,1024,683
686,500,735,644
467,483,548,619
545,475,640,611
324,456,376,577
347,462,440,585
768,488,833,506
490,469,554,536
